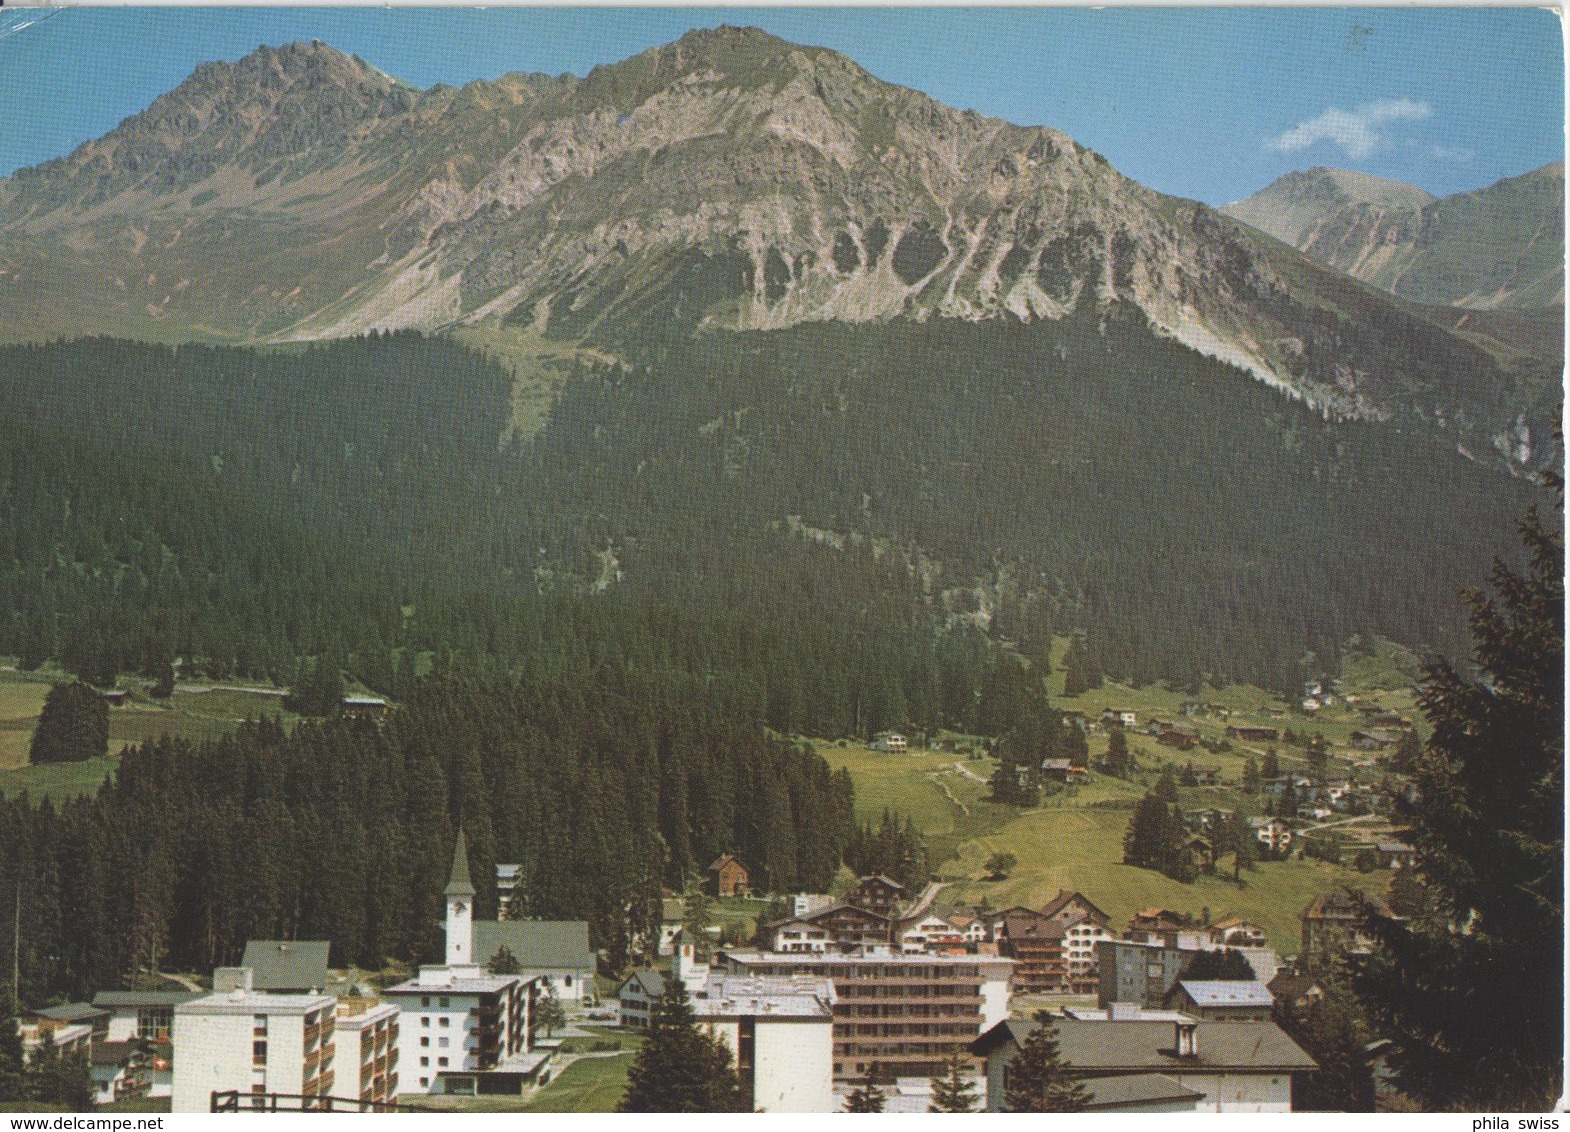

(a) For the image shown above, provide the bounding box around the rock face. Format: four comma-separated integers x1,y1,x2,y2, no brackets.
0,28,1557,466
1224,163,1565,310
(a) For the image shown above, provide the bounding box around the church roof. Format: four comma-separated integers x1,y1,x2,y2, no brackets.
446,829,476,898
474,920,594,973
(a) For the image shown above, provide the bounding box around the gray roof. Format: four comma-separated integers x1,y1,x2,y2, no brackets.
619,970,666,999
1178,980,1275,1008
446,829,476,898
93,990,201,1009
241,940,331,991
32,1003,106,1023
973,1018,1316,1073
1083,1073,1204,1111
474,920,594,972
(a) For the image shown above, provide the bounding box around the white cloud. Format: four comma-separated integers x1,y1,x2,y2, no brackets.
1429,144,1475,164
1267,98,1432,160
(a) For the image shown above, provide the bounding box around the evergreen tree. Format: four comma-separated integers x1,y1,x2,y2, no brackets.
1060,633,1102,697
28,683,108,765
619,978,747,1112
1388,729,1421,774
1104,725,1131,778
1275,966,1375,1112
1352,507,1563,1110
928,1052,979,1113
27,1033,94,1111
846,1065,886,1113
0,979,28,1104
1262,748,1280,780
1242,757,1260,794
534,984,567,1038
1002,1012,1089,1113
1182,948,1255,980
487,945,522,975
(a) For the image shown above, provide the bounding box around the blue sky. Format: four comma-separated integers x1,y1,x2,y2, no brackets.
0,6,1560,205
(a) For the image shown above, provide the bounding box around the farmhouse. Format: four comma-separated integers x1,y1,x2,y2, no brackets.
869,732,908,753
1226,725,1280,742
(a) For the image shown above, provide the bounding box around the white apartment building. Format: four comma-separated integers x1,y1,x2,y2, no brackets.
169,970,338,1113
692,974,836,1113
381,829,534,1097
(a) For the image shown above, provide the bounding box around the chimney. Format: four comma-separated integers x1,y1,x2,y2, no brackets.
1175,1019,1199,1059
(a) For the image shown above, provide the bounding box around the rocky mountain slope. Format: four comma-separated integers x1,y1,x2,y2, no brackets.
1223,163,1564,310
0,29,1557,467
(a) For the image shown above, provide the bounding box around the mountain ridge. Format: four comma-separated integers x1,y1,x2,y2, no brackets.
1222,162,1564,310
0,31,1558,469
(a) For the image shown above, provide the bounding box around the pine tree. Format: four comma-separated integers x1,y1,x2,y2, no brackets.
0,979,29,1105
487,945,522,974
1104,725,1131,778
1352,507,1563,1110
846,1065,886,1112
1262,748,1280,780
619,977,747,1112
534,983,567,1038
1275,965,1375,1111
928,1052,979,1112
1002,1011,1089,1112
28,682,109,765
1242,757,1260,794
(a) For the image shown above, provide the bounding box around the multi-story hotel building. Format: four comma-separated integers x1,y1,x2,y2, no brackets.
334,998,400,1108
716,949,1013,1080
169,969,339,1113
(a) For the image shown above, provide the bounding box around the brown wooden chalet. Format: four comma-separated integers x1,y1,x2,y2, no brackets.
707,853,751,897
849,874,906,916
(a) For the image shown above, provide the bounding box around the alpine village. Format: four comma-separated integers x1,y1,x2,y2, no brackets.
0,16,1562,1118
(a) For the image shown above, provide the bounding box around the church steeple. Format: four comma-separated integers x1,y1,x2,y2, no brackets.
445,827,476,898
445,828,475,967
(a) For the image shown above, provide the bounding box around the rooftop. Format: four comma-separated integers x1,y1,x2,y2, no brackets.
473,919,594,971
973,1018,1316,1073
721,949,1014,970
1177,980,1275,1008
178,991,336,1016
93,990,201,1009
385,969,522,996
240,939,330,991
692,974,835,1019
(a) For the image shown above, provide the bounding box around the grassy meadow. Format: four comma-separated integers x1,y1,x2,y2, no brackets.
0,666,299,800
818,637,1415,955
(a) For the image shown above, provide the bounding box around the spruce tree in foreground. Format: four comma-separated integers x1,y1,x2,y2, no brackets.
1003,1012,1089,1112
28,682,108,765
928,1052,979,1112
619,978,747,1112
1353,506,1563,1110
0,981,28,1104
845,1065,886,1112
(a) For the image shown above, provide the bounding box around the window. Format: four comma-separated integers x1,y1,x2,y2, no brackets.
421,997,431,1008
438,1057,449,1068
419,1057,429,1068
419,1077,428,1088
564,976,573,987
438,997,450,1008
252,1040,267,1066
438,1037,449,1049
438,1017,449,1028
419,1037,429,1048
421,1016,430,1028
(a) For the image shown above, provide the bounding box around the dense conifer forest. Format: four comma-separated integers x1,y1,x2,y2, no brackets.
0,670,855,1000
0,318,1539,701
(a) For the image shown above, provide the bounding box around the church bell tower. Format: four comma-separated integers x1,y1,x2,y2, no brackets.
445,827,476,967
